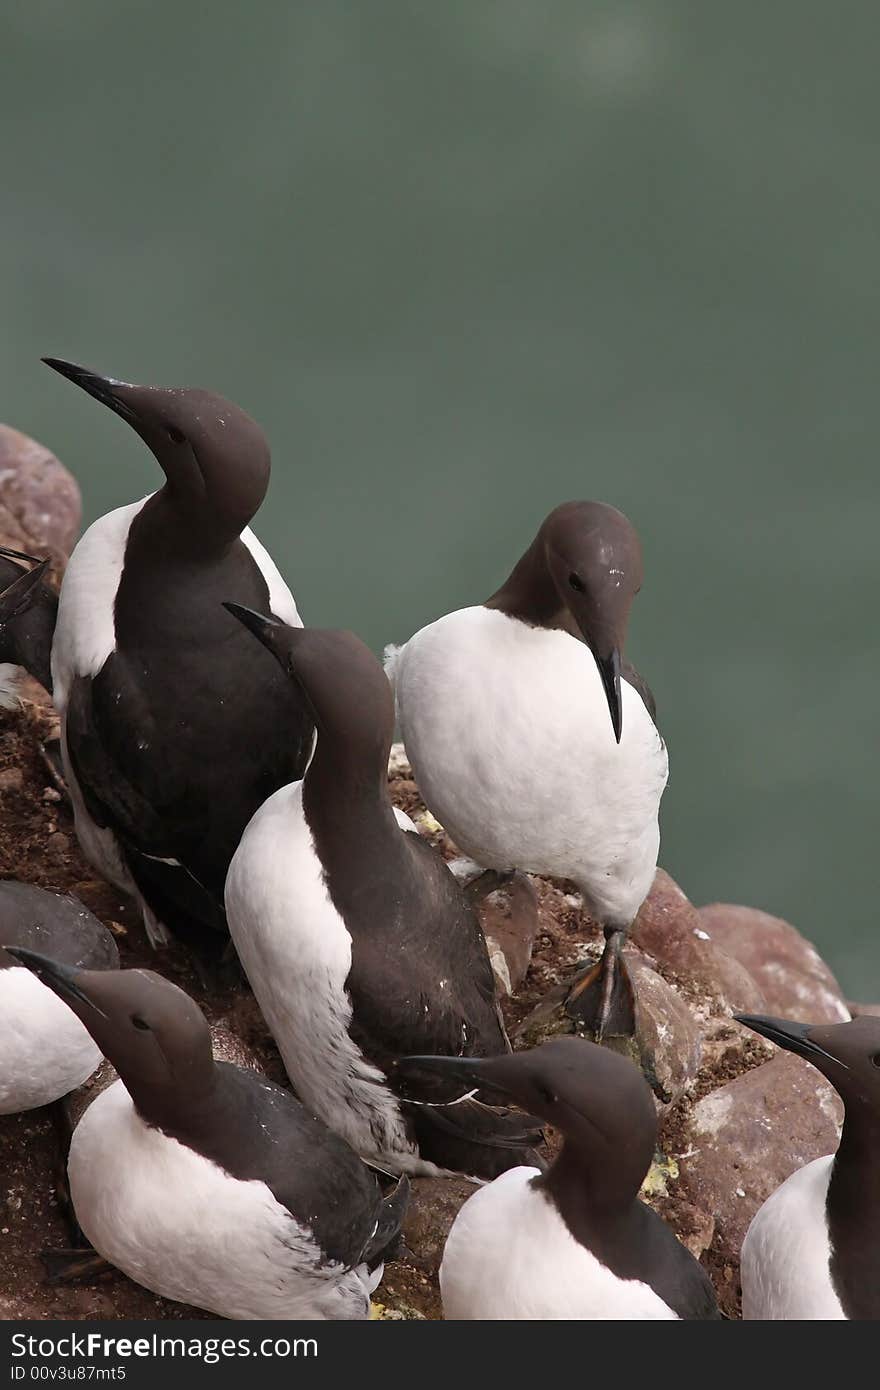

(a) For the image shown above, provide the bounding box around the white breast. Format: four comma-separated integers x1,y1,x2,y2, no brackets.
225,783,426,1172
390,608,668,928
740,1155,845,1320
0,967,102,1114
68,1079,376,1320
440,1167,679,1320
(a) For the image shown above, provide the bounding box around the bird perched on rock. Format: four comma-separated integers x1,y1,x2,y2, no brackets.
736,1012,880,1320
224,610,542,1177
0,547,55,704
399,1036,719,1319
6,950,408,1320
386,500,668,1040
43,358,314,957
0,880,117,1113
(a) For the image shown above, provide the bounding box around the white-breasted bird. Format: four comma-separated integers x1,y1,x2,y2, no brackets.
387,500,668,1039
399,1037,719,1319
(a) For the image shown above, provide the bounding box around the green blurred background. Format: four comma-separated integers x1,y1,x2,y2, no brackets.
2,2,878,994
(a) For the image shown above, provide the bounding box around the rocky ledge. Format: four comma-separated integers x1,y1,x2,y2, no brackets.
0,430,867,1321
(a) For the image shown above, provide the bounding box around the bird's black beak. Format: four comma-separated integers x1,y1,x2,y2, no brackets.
0,558,51,624
0,546,43,566
735,1014,847,1071
594,647,622,744
223,601,288,659
3,946,108,1019
42,358,137,423
397,1053,518,1106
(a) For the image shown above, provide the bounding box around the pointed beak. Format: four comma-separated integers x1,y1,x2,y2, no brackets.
396,1053,519,1106
0,546,43,566
0,558,51,624
735,1013,847,1071
42,358,137,423
3,947,107,1019
222,600,292,664
594,647,623,743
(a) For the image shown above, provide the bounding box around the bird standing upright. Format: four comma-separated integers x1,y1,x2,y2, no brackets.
44,359,314,956
387,500,667,1039
224,612,542,1178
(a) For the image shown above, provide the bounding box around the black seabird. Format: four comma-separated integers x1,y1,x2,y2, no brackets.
43,358,314,956
736,1012,880,1320
400,1036,720,1319
6,949,408,1320
0,880,118,1112
385,501,668,1042
223,610,542,1178
0,548,56,701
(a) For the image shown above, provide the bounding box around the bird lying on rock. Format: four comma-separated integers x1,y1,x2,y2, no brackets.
386,500,668,1044
5,949,408,1320
736,1012,880,1320
399,1036,720,1319
224,609,543,1178
43,358,314,959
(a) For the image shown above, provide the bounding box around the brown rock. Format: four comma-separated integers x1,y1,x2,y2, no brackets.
401,1176,477,1275
678,1050,843,1263
0,423,80,571
627,950,704,1105
45,831,71,862
698,903,850,1024
631,870,764,1014
0,766,25,793
478,873,539,996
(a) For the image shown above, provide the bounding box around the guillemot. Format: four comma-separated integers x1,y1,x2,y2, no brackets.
0,880,117,1112
386,500,668,1039
6,949,409,1320
400,1036,719,1319
736,1012,880,1320
224,609,542,1178
0,548,55,704
43,358,314,956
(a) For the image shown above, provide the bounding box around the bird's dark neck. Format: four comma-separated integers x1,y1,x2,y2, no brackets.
127,488,239,566
126,1062,221,1142
536,1132,644,1245
485,540,578,637
303,731,401,871
827,1106,880,1319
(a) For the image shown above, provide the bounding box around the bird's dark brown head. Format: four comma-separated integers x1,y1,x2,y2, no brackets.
737,1012,880,1112
398,1035,657,1203
488,500,643,741
224,607,393,777
4,948,215,1116
43,358,270,541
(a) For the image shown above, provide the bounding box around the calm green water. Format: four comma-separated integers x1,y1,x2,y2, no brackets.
2,3,879,995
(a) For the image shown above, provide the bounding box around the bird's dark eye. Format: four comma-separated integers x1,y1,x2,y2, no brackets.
132,1015,150,1031
534,1080,558,1105
871,1052,880,1068
165,425,186,444
568,572,586,594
